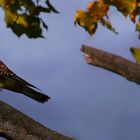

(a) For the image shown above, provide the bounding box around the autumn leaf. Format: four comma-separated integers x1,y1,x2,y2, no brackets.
130,47,140,64
100,18,118,34
134,1,140,16
87,0,109,20
136,21,140,32
106,0,136,21
74,9,97,35
74,0,117,36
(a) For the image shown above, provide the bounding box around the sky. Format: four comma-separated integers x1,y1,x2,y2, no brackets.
0,1,140,140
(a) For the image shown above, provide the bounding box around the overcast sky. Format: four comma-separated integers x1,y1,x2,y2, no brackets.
0,1,140,140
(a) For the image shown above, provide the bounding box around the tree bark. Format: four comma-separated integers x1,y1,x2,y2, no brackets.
81,45,140,85
0,100,73,140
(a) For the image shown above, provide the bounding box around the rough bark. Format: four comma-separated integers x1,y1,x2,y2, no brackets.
0,100,73,140
81,45,140,85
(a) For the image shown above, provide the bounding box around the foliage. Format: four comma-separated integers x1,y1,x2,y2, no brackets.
74,0,140,63
130,47,140,64
74,0,117,35
0,0,58,38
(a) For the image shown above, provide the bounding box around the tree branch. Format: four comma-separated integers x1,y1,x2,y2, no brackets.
81,45,140,85
0,100,73,140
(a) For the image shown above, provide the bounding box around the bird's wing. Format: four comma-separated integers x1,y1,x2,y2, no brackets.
0,60,40,90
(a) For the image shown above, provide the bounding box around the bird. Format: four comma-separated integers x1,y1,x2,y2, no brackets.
0,60,50,103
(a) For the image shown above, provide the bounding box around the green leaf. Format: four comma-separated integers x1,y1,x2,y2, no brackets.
40,19,48,31
45,0,59,13
19,0,36,15
0,0,58,38
25,16,43,38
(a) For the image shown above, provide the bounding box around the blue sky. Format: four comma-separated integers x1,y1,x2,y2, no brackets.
0,1,140,140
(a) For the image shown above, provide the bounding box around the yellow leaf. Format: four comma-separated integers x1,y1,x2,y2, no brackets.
74,0,111,36
5,9,28,27
136,22,140,32
4,9,17,24
16,15,28,27
130,47,140,64
74,9,97,35
109,0,136,18
87,0,109,20
100,18,118,34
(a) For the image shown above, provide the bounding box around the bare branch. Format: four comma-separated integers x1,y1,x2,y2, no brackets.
81,45,140,85
0,100,73,140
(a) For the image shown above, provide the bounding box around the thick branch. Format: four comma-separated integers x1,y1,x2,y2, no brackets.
81,45,140,85
0,100,73,140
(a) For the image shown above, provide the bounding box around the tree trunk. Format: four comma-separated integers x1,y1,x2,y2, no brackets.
0,100,73,140
81,45,140,85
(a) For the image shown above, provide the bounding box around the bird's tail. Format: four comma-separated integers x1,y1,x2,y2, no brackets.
1,76,50,103
21,86,50,103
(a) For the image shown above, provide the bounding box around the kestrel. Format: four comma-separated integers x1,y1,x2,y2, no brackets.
0,60,50,103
